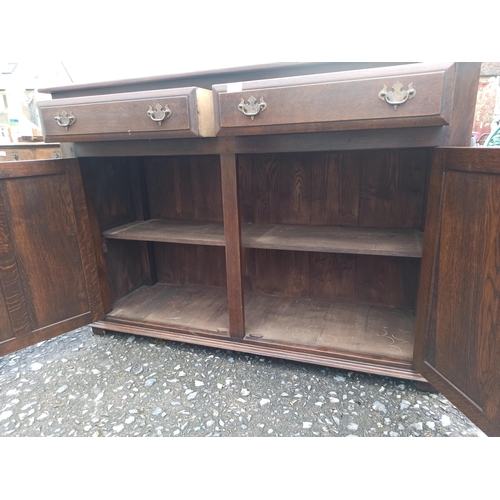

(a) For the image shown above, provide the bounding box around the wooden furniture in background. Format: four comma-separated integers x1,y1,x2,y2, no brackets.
0,142,61,162
0,62,499,436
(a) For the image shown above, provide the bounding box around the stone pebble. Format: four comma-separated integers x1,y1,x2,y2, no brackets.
0,326,485,437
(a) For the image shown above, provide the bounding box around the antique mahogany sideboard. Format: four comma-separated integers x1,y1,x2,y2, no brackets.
0,62,499,436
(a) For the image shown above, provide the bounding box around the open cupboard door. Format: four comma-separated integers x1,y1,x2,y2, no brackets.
414,147,500,436
0,159,104,357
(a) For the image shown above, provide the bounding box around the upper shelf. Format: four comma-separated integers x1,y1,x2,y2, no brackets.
102,219,423,258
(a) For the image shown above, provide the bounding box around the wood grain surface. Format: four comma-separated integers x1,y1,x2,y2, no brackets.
0,159,103,357
415,148,500,436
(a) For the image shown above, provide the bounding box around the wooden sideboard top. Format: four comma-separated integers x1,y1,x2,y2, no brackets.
39,62,413,99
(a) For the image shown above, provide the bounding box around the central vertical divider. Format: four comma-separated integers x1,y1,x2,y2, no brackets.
220,153,245,338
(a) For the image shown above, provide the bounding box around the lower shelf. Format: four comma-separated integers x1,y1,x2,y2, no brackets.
244,293,415,362
107,284,230,334
104,283,416,371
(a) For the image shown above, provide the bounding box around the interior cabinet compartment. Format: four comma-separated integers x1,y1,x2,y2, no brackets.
235,149,430,364
79,155,229,336
242,249,419,360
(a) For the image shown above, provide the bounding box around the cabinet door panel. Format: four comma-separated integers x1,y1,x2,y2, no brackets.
0,159,104,356
415,147,500,436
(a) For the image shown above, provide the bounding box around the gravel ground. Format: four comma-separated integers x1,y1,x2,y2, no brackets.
0,326,485,437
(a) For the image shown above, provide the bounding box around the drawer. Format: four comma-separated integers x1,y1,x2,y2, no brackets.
34,147,61,159
38,87,215,142
0,148,36,162
213,63,457,136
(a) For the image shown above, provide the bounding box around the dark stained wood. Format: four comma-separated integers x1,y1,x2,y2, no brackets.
103,219,226,246
214,63,456,136
243,249,309,298
80,157,138,230
238,153,310,225
243,247,419,309
155,243,227,288
439,146,500,173
107,283,228,334
39,87,215,142
0,147,35,162
129,160,157,286
243,224,423,257
41,62,412,98
238,150,430,230
94,316,424,381
444,63,482,146
359,149,430,228
220,154,245,338
102,219,423,258
145,155,223,222
356,255,420,309
3,64,490,426
96,282,421,380
309,253,357,302
0,144,61,162
0,159,103,357
70,128,449,158
66,165,105,323
4,174,88,326
0,184,33,337
243,291,327,345
244,293,415,361
310,151,361,226
104,240,147,303
415,148,500,436
0,275,13,343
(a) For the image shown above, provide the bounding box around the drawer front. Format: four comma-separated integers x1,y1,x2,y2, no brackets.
0,148,36,162
214,63,456,136
39,87,214,142
35,147,62,159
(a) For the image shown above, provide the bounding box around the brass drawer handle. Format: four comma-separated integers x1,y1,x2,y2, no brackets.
147,103,172,126
378,82,416,110
12,151,19,160
55,110,76,130
238,96,267,120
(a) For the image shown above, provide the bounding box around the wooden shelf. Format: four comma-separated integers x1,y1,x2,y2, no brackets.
106,283,415,362
103,219,226,247
107,284,229,334
242,223,423,258
244,292,415,362
103,219,423,258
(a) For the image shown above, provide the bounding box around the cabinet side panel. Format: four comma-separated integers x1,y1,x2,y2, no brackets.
105,240,146,303
80,157,138,231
